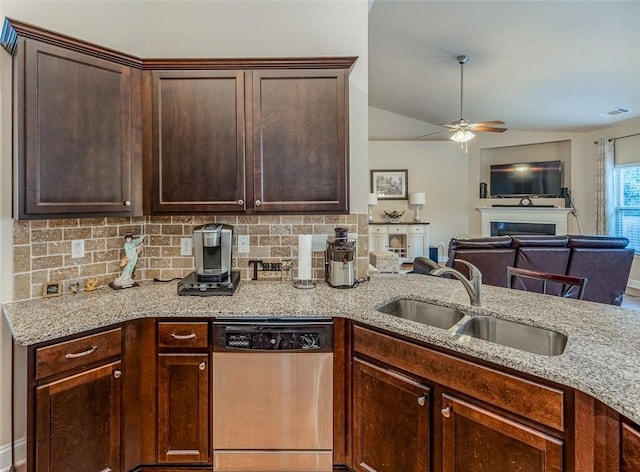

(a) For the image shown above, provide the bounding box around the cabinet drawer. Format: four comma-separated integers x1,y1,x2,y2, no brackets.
36,328,122,379
409,225,426,234
388,225,408,234
353,325,565,431
158,322,209,348
370,226,388,234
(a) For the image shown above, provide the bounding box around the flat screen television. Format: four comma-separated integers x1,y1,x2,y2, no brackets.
490,160,562,197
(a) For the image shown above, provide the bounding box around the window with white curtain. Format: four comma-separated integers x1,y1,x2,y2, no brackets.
613,134,640,252
613,165,640,252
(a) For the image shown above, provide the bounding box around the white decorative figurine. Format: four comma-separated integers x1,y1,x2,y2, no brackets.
110,233,146,289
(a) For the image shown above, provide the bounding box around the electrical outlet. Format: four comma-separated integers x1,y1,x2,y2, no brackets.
71,239,84,258
180,237,192,256
238,235,250,253
312,234,327,252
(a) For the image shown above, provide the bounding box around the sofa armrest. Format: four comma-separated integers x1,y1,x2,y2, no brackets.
413,257,440,275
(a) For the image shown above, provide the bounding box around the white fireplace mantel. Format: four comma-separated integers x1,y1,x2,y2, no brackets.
477,207,572,237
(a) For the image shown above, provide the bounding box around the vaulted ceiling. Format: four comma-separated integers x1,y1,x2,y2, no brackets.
368,1,640,140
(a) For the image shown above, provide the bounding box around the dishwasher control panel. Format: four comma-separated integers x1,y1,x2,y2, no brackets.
213,319,333,352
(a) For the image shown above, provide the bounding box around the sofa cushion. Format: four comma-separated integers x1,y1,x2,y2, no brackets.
514,248,571,295
451,249,516,288
511,235,569,248
568,235,630,249
566,247,634,305
449,236,512,250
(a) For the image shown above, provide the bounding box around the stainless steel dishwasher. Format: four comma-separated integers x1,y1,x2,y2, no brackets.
212,318,333,472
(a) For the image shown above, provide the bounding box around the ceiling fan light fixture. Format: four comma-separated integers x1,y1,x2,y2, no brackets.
450,129,475,143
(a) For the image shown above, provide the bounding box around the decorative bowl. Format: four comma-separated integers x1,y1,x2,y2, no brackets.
383,210,405,223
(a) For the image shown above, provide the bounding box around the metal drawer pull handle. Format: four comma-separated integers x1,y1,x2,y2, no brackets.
441,406,452,418
113,370,122,379
171,333,197,340
255,199,262,206
123,200,131,207
237,199,244,206
417,395,427,406
65,345,98,359
199,361,206,371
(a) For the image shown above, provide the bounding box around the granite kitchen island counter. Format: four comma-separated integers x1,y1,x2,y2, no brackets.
4,273,640,425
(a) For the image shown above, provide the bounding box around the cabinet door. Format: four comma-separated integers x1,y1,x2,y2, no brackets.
253,69,348,213
19,38,141,218
623,423,640,472
369,226,388,253
352,358,430,472
407,234,425,260
35,361,122,472
441,394,563,472
157,353,210,463
370,234,387,253
151,70,246,213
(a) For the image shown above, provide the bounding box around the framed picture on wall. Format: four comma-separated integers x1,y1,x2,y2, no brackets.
370,169,408,200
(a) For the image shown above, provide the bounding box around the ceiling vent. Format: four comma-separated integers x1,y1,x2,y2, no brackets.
599,108,631,118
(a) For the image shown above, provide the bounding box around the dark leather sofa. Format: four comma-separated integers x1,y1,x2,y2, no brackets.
414,235,634,306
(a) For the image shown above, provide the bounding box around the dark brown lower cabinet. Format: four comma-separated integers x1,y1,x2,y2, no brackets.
352,357,430,472
622,422,640,472
157,353,210,463
441,394,563,472
35,361,122,472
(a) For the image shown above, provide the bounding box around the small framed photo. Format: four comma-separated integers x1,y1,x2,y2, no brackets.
42,281,62,298
370,169,408,200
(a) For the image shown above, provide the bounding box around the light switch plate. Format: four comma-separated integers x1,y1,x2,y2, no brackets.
238,235,250,253
180,237,192,256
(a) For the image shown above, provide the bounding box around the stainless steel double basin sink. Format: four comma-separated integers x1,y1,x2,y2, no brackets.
376,298,567,356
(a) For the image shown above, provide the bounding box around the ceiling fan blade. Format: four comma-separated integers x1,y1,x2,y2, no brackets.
473,120,505,126
473,126,507,133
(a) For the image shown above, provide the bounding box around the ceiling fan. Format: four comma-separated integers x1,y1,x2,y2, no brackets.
419,54,507,147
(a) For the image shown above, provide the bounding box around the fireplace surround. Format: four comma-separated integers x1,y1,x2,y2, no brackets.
477,207,572,237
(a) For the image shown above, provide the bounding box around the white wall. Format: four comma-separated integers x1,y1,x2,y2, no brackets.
0,0,15,461
369,141,469,250
0,0,369,461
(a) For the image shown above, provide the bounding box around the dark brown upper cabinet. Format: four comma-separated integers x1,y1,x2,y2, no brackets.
148,61,354,215
1,19,143,219
149,70,248,214
253,69,348,213
1,18,356,218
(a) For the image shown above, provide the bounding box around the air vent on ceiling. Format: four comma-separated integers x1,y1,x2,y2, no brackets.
599,108,631,118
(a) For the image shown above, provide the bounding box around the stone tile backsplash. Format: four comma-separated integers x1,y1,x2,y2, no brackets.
13,214,370,301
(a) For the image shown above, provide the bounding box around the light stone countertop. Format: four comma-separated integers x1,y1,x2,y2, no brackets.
3,273,640,425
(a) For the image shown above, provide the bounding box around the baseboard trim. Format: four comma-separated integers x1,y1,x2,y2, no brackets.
0,438,25,472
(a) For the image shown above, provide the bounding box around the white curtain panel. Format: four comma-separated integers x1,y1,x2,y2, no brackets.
594,138,615,235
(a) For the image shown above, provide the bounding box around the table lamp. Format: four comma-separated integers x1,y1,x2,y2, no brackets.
409,192,426,223
368,193,378,223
